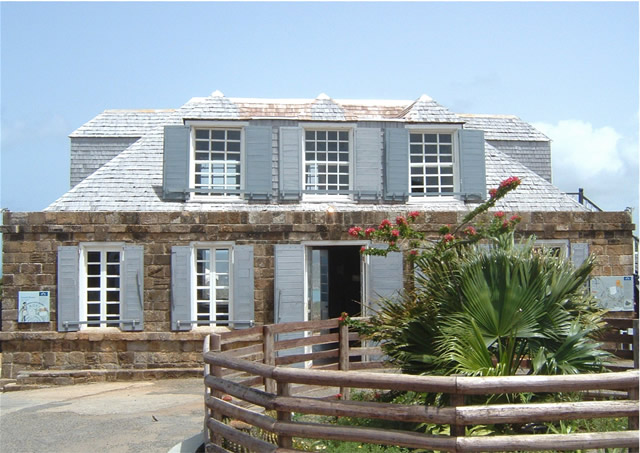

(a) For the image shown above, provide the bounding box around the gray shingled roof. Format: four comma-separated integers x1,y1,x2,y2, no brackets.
46,129,584,213
69,109,177,138
459,114,549,141
399,95,464,123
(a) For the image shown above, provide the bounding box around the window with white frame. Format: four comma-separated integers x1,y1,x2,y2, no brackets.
409,132,454,195
193,128,242,196
194,246,231,326
81,246,122,328
304,129,351,193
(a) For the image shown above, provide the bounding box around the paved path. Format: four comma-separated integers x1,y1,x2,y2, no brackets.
0,378,205,453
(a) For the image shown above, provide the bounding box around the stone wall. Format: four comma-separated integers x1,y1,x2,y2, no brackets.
0,209,635,380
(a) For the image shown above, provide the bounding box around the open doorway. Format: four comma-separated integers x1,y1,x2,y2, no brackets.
307,245,363,321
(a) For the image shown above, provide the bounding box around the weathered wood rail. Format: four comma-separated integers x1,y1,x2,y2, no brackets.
203,318,639,452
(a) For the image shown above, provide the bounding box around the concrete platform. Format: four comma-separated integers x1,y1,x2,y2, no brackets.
0,378,205,453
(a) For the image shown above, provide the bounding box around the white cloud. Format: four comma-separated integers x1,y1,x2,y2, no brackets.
533,120,624,178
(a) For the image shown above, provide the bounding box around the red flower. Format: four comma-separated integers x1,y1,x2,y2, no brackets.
336,393,343,399
389,241,396,247
379,219,392,229
499,176,521,189
391,229,400,237
494,211,505,218
348,226,362,237
463,226,477,236
408,211,420,220
364,227,376,237
510,215,521,222
502,220,509,228
443,233,455,243
360,246,367,253
396,216,407,226
409,250,418,256
489,188,498,199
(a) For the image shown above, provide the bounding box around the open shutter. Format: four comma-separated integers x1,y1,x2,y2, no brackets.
571,242,590,268
245,126,273,200
232,245,254,329
384,128,409,201
163,125,190,201
171,246,192,331
57,246,80,332
457,129,486,201
367,249,403,315
121,245,144,331
279,127,302,201
274,244,306,364
355,128,382,201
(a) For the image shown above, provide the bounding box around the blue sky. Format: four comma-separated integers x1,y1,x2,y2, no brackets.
1,1,638,229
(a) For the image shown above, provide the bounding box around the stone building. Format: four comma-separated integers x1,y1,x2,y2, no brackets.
0,91,635,383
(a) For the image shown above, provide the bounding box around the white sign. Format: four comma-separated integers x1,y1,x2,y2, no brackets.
18,291,51,323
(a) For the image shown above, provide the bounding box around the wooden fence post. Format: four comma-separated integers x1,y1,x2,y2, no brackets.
209,333,223,446
263,324,276,394
339,321,351,400
450,375,465,439
629,382,639,453
277,380,293,449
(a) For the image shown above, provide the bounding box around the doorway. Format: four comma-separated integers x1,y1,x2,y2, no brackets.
307,245,363,321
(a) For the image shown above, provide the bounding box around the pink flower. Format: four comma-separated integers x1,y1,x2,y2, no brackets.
391,229,400,237
336,393,343,399
489,188,498,199
408,211,420,220
494,211,505,218
348,226,362,237
499,176,521,189
379,219,392,229
443,233,455,243
510,215,521,222
364,227,376,237
360,246,367,253
389,241,396,247
396,216,407,226
463,226,477,236
502,220,509,228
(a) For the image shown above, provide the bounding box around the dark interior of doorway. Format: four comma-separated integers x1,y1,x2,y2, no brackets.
325,246,362,318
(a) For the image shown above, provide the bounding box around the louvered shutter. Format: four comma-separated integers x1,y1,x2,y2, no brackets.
457,129,487,201
245,126,272,200
274,244,306,364
121,245,144,331
163,125,190,201
232,245,254,329
384,128,409,201
171,246,192,331
57,246,80,332
571,242,590,268
367,248,404,315
279,127,302,200
355,128,382,201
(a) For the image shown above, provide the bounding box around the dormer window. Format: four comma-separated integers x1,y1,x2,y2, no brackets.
304,129,352,196
193,128,243,197
409,132,455,195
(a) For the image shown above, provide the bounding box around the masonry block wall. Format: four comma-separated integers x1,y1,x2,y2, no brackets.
0,210,635,380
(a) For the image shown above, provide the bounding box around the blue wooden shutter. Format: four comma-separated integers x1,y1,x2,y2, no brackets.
171,246,192,331
232,245,254,329
384,128,409,201
571,242,589,268
355,128,382,201
163,125,190,201
274,244,306,363
279,127,302,200
121,245,144,331
57,246,80,332
457,129,487,201
245,126,272,200
367,249,403,315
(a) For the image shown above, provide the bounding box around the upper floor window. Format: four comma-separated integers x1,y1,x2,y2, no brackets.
409,132,454,195
193,128,242,197
304,129,351,194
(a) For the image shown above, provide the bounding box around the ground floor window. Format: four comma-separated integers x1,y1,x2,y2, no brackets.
81,246,123,328
195,246,231,326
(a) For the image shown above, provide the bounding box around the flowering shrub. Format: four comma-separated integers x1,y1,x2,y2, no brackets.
348,177,523,262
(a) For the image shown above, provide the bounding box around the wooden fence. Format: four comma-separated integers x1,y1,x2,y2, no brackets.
203,318,639,452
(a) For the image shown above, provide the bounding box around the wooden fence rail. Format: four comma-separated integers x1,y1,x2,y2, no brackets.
203,318,639,452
